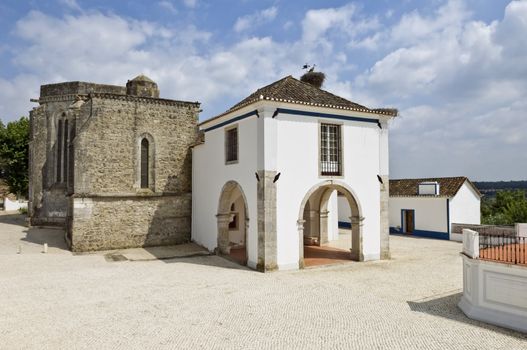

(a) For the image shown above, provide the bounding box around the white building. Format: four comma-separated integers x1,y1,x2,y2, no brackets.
389,177,481,241
192,75,397,271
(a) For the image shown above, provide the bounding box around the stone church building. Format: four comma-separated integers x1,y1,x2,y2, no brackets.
29,75,200,251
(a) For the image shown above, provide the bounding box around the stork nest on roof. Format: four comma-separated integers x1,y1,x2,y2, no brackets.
300,71,326,89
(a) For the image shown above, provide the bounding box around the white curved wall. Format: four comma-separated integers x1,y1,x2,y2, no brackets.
460,254,527,333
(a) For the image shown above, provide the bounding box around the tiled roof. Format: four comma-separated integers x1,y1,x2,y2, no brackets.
389,177,481,197
202,75,397,125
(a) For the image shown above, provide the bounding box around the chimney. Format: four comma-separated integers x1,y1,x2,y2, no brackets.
418,182,440,196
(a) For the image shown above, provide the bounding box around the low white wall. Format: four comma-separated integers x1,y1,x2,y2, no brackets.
460,229,527,332
3,197,28,211
459,255,527,333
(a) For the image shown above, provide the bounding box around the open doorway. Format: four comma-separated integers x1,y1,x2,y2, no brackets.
299,182,363,268
217,181,248,266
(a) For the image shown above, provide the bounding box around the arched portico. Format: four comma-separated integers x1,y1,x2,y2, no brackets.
217,181,249,265
298,180,364,268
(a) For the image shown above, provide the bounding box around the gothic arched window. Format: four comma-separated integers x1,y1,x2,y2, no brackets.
140,138,149,188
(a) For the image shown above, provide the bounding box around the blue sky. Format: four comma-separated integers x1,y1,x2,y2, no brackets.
0,0,525,181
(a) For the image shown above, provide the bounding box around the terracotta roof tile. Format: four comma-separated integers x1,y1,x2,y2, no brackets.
202,76,397,125
389,177,481,197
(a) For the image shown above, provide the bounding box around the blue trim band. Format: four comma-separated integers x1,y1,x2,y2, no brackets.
202,110,258,132
203,107,380,132
390,227,449,240
446,198,450,238
338,221,351,229
276,108,379,125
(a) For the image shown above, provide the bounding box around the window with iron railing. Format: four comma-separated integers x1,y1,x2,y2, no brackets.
225,127,238,163
320,123,341,176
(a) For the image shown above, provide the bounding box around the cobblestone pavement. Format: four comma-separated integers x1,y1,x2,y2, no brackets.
1,213,526,349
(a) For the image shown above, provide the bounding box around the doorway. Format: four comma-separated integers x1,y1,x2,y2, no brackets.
402,209,415,234
298,181,363,267
217,181,248,266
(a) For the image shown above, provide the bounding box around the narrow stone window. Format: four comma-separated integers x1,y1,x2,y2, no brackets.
56,119,63,183
225,127,238,163
68,121,76,187
63,119,69,182
140,138,149,188
320,123,341,176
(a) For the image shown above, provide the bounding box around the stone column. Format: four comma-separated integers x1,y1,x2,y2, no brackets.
350,215,364,261
256,170,278,272
297,220,306,269
380,175,390,259
216,213,233,255
379,119,391,260
319,210,329,244
307,209,320,240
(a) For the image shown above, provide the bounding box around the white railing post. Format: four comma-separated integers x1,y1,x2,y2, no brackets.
462,229,479,259
516,223,527,238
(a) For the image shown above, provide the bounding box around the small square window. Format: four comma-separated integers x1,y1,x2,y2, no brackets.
225,127,238,163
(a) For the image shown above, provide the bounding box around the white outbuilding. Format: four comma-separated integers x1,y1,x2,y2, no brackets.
389,177,481,241
192,75,397,271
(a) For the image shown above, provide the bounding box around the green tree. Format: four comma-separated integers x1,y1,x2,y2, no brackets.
0,117,30,197
481,190,527,225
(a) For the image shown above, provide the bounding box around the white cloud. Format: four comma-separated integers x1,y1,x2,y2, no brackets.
182,0,197,9
58,0,82,12
355,0,527,180
158,1,177,14
234,6,278,33
301,4,379,43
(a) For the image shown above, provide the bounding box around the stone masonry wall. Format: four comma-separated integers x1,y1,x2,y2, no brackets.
29,98,73,226
73,97,197,195
29,78,199,250
69,94,199,251
70,194,191,251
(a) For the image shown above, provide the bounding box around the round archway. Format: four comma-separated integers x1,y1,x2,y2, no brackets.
217,181,249,266
297,180,364,268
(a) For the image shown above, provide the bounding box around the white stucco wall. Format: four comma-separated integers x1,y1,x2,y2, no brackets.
3,197,28,211
275,107,383,268
338,194,351,225
327,190,339,241
389,196,448,234
460,255,527,333
194,101,389,270
192,104,259,268
450,182,481,226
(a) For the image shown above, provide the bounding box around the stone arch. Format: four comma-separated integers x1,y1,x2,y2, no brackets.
297,180,364,268
216,181,249,259
136,133,155,191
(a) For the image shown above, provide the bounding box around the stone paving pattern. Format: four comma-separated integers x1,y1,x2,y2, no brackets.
1,213,526,349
